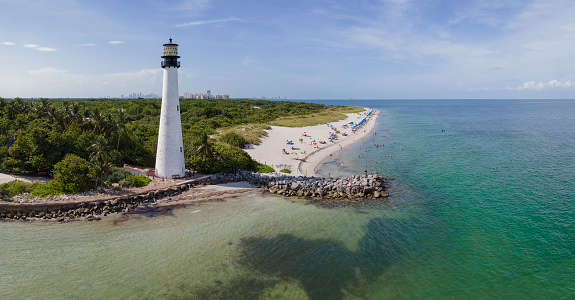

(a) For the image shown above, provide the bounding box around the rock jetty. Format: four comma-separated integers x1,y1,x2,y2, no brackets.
0,171,390,221
210,171,390,200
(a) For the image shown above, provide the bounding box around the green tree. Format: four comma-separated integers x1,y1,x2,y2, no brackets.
88,107,110,136
211,143,255,172
52,154,93,194
220,132,248,148
8,119,66,171
0,117,10,136
33,98,52,119
88,135,118,186
112,108,129,150
194,131,213,172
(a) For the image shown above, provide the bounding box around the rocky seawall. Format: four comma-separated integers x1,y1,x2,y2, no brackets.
213,171,390,200
0,171,390,221
0,180,205,222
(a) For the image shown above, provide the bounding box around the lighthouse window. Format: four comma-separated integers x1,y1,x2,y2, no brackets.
180,147,182,152
177,105,179,111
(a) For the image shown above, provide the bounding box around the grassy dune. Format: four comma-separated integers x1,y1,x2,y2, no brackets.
269,105,362,127
217,105,362,145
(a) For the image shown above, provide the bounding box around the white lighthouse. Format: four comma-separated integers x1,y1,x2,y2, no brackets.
155,38,185,178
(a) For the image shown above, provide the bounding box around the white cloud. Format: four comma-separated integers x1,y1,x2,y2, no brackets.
511,80,575,91
77,43,97,46
37,47,56,52
2,41,16,46
109,41,124,44
305,0,575,98
176,17,241,27
21,43,56,51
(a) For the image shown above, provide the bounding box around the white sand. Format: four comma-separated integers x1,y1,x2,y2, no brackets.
0,173,51,184
244,108,380,176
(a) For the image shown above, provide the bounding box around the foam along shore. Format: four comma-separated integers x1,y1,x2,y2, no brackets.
244,108,380,176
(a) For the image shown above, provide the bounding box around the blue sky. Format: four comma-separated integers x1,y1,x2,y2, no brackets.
2,0,575,99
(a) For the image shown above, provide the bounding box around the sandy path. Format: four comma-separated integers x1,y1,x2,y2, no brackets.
0,173,51,185
244,108,379,176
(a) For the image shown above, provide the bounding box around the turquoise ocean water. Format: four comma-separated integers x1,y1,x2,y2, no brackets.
1,99,574,299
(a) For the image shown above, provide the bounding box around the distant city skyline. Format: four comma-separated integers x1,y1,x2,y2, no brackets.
184,90,229,100
121,92,160,99
2,1,575,99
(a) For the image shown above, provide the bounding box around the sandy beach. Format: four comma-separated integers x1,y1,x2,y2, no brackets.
1,108,378,208
244,108,380,176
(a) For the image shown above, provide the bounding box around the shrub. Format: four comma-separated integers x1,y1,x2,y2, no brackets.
52,154,94,194
31,181,61,197
0,180,38,199
120,175,151,188
220,132,248,148
107,166,132,183
255,163,274,173
186,142,258,174
280,169,291,174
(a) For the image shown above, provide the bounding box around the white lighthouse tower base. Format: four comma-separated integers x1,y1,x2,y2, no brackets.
155,44,185,178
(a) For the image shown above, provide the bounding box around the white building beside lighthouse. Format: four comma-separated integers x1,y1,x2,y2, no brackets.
155,38,185,178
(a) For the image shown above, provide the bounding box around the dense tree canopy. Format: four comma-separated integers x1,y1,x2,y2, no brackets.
0,97,329,176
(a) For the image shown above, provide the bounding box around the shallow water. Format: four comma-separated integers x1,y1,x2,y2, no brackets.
2,99,575,299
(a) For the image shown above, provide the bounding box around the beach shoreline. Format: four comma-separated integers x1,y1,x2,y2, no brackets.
244,108,380,176
0,107,380,219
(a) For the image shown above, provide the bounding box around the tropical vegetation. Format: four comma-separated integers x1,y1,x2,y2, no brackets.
0,97,354,196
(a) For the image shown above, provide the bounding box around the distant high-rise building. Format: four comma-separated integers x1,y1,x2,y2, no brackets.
183,91,230,100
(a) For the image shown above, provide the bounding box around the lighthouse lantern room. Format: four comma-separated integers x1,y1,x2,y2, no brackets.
161,38,180,68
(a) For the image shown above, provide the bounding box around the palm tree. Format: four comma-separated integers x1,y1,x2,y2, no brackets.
5,102,16,120
88,135,114,187
33,98,51,119
12,97,27,114
68,102,82,126
89,107,109,136
195,131,212,172
57,100,72,127
113,108,129,150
